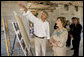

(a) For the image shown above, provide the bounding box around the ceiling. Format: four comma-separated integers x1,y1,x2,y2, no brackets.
26,1,83,10
27,1,83,7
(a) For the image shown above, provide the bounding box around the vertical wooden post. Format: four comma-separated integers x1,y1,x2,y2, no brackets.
2,17,9,56
5,19,11,51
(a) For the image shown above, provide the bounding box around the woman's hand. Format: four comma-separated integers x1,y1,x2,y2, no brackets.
18,2,28,13
52,42,58,47
50,37,55,43
50,37,58,47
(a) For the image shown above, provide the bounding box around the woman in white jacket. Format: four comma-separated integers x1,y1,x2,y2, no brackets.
50,17,68,56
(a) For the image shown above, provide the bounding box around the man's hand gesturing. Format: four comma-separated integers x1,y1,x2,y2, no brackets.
18,2,28,13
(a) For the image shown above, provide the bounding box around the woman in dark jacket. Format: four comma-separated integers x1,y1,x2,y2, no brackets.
70,17,82,56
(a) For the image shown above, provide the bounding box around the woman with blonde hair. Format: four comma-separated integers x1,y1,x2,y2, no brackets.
50,17,68,56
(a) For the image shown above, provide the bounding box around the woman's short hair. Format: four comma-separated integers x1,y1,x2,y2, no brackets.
66,20,70,25
57,17,66,27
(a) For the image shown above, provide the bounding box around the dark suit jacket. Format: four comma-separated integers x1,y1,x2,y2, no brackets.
70,23,82,40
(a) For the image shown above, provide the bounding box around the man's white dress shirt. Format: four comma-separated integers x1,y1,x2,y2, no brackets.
23,11,50,39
